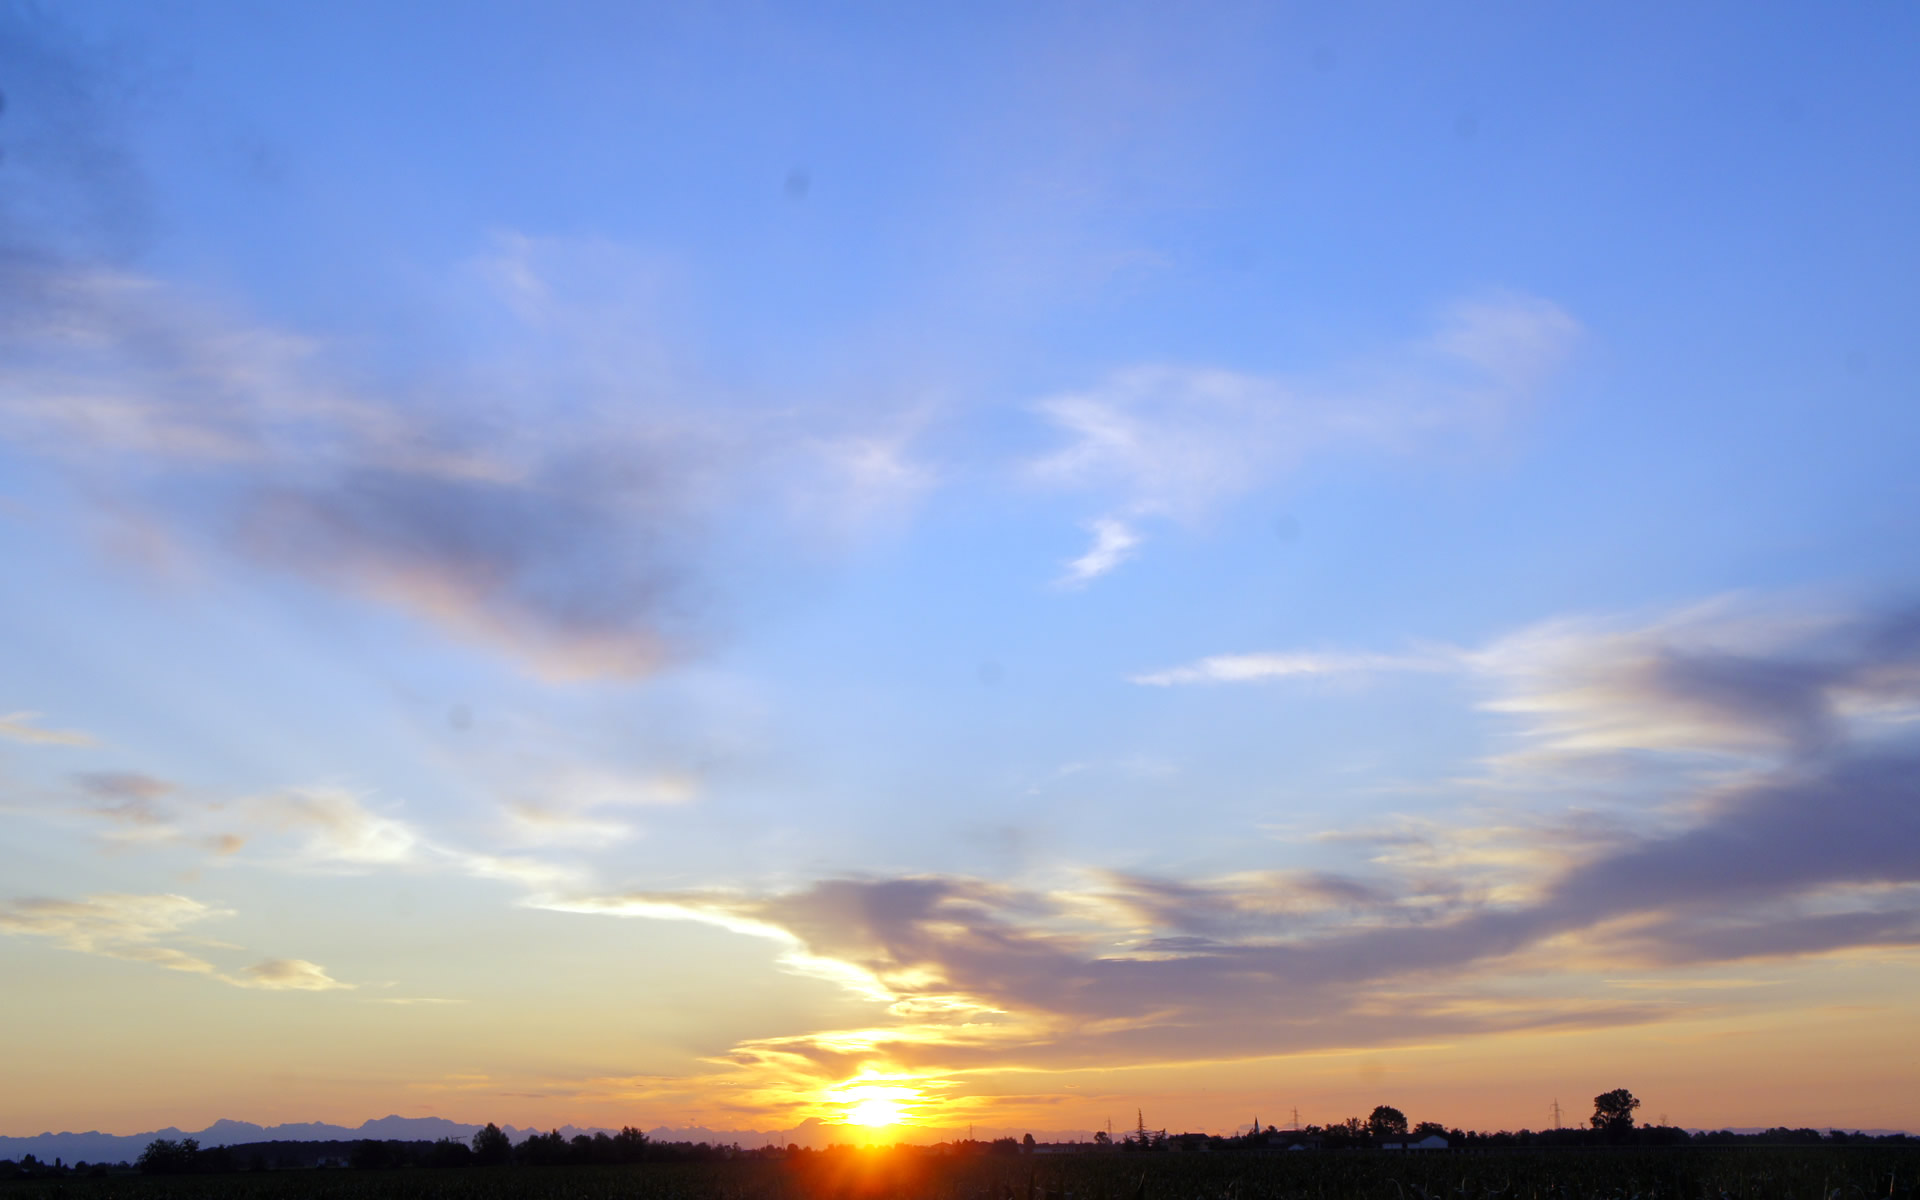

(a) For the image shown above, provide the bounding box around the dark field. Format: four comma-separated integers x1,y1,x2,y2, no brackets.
7,1149,1919,1200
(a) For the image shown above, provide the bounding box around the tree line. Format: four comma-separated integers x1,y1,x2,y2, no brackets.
4,1088,1911,1179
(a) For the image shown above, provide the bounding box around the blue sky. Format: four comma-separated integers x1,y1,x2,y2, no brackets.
3,1,1918,1136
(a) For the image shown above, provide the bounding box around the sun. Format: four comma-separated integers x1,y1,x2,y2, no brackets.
828,1079,925,1130
846,1097,905,1128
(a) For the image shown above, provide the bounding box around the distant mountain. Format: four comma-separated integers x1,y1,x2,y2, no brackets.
17,1114,1911,1165
0,1114,1104,1165
0,1115,488,1166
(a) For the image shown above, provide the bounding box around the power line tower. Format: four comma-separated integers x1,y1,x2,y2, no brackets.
1549,1099,1563,1131
1291,1107,1301,1131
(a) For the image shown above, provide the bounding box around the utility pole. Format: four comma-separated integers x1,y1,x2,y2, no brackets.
1549,1099,1562,1131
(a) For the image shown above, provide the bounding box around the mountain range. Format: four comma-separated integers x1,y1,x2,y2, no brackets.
7,1117,1909,1166
0,1116,1102,1165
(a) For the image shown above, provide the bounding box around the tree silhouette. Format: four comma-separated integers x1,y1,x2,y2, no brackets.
1369,1106,1409,1138
472,1122,512,1166
137,1138,201,1175
1591,1088,1641,1136
614,1126,651,1163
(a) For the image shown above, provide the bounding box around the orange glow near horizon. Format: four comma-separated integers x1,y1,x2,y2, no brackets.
826,1079,929,1133
846,1098,905,1128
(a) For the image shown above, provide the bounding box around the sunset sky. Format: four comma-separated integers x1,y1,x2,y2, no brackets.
3,1,1918,1141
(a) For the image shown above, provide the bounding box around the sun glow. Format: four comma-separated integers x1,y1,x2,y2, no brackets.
846,1097,905,1127
828,1079,927,1130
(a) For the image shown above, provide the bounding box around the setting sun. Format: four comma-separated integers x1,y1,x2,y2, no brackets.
829,1080,926,1131
846,1098,904,1128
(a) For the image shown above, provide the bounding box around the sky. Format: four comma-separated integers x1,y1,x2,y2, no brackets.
2,0,1918,1141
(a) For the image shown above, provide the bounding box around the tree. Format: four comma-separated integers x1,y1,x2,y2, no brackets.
1413,1121,1447,1139
1093,1130,1112,1147
472,1122,513,1166
1368,1106,1409,1139
1591,1089,1641,1136
1022,1133,1036,1153
137,1138,201,1175
427,1138,472,1168
614,1126,650,1163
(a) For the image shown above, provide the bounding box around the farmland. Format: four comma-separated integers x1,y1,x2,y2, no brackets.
6,1147,1918,1200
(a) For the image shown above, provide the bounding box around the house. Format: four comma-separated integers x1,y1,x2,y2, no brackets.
1378,1134,1448,1152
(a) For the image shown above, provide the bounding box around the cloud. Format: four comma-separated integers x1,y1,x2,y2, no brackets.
72,770,176,824
500,767,695,847
1137,600,1920,766
0,892,228,965
230,958,354,991
1028,294,1579,580
0,891,360,992
0,255,691,678
0,240,951,678
1130,650,1456,686
0,7,150,263
0,712,96,746
544,600,1920,1101
1467,604,1920,764
243,786,578,891
603,746,1919,1076
253,788,425,868
1059,517,1140,585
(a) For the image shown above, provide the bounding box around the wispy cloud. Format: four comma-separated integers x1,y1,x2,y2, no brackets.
253,788,425,868
0,892,357,991
1058,517,1140,585
1131,650,1457,686
1135,599,1920,766
1029,294,1580,582
245,786,577,891
0,712,96,747
72,771,176,825
231,958,354,991
0,239,937,680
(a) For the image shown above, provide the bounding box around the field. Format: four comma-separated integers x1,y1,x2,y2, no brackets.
8,1148,1920,1200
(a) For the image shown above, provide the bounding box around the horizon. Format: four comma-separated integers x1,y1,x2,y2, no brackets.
8,1107,1914,1147
3,1,1917,1143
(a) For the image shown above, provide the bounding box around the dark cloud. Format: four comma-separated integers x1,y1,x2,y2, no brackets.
73,771,174,800
0,6,151,263
72,770,176,825
583,618,1920,1067
1546,750,1920,923
1480,603,1920,763
0,244,716,678
242,460,699,678
1096,869,1396,941
0,16,726,679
